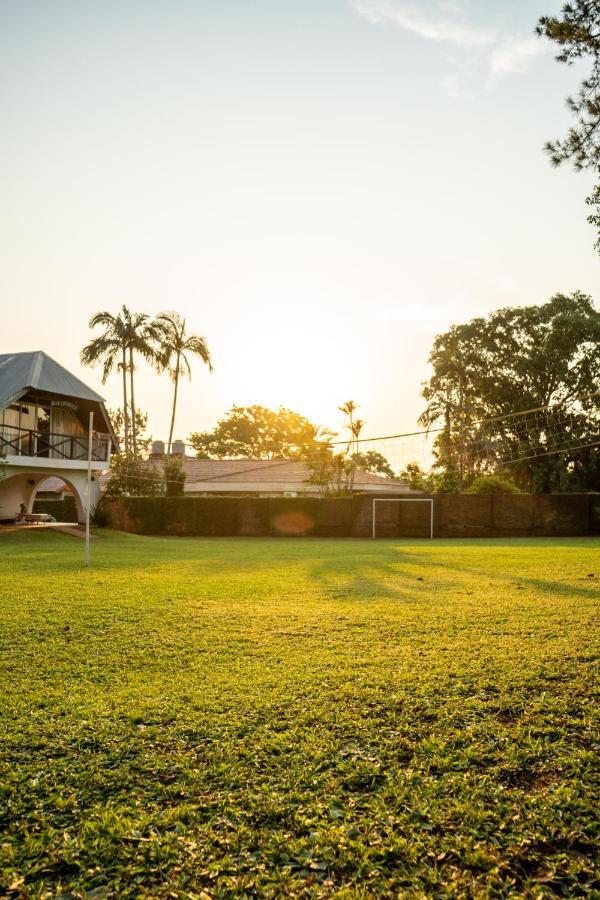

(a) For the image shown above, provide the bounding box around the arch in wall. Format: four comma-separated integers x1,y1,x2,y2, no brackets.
29,476,84,522
0,472,85,522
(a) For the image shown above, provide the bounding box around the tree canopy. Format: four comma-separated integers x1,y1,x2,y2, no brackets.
538,1,600,170
420,293,600,491
188,405,326,459
351,450,395,479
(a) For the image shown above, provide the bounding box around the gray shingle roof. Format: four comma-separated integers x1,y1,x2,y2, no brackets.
180,458,407,488
0,351,104,409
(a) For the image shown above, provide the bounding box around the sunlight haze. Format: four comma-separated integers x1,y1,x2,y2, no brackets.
1,0,597,442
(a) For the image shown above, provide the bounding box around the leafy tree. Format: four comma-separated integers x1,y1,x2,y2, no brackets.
155,312,213,454
302,444,355,496
189,405,325,459
399,462,434,492
537,1,600,171
537,2,600,246
466,474,520,495
420,293,600,492
586,183,600,250
103,453,162,498
163,455,186,497
108,408,152,457
352,450,395,478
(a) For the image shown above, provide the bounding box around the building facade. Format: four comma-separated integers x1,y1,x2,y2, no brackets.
0,352,117,523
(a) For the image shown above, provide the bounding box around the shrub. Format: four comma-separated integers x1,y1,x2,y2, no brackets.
92,502,112,528
466,474,520,495
163,456,186,497
104,454,162,498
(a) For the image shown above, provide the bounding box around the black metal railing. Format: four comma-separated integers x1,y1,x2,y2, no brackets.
0,425,110,462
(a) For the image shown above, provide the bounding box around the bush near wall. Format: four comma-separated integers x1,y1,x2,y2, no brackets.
591,494,600,535
103,493,598,538
33,496,77,523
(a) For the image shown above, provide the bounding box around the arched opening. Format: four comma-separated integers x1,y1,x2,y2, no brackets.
0,472,85,523
31,477,81,523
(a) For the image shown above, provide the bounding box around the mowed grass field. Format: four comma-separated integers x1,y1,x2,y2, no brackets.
0,531,598,898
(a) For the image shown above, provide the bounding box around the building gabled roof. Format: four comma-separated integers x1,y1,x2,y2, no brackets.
180,458,407,489
0,351,104,410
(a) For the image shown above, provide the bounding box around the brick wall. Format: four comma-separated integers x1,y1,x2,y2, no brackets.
103,493,599,538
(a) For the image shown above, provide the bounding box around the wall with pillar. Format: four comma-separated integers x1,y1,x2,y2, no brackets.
0,465,102,523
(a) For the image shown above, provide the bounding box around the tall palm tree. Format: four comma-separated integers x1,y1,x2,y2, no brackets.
350,418,365,456
120,306,162,457
81,310,131,453
339,400,359,454
155,312,213,453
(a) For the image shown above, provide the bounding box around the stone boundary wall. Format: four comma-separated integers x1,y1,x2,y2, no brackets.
103,493,600,538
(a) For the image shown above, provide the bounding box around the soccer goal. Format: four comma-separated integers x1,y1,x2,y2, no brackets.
372,498,434,540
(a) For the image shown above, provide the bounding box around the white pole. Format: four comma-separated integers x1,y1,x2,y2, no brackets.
372,498,376,539
84,411,93,567
430,499,434,540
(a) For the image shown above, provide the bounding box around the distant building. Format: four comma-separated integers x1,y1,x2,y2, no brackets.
103,455,411,497
0,352,117,522
34,476,74,501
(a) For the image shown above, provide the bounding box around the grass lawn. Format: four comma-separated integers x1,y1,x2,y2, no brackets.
0,530,599,897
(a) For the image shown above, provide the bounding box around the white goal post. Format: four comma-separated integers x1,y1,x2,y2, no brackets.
372,498,434,540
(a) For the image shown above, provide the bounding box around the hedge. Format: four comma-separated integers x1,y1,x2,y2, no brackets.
104,493,599,538
33,496,78,523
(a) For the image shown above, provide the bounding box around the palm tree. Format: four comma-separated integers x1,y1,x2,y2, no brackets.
155,312,213,454
120,306,163,456
81,310,131,453
350,418,365,456
339,400,360,454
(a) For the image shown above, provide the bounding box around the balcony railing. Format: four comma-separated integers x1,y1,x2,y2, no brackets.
0,425,110,462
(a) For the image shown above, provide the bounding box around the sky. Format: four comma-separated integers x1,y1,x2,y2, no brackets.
1,0,597,445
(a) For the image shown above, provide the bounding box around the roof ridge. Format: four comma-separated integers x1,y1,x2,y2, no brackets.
187,458,302,482
29,351,45,388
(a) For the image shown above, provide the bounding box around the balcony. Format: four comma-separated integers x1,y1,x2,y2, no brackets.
0,425,111,463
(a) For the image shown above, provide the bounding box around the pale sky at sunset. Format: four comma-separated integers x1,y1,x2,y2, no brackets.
1,0,597,444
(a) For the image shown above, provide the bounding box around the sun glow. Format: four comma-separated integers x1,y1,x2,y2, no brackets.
215,317,368,431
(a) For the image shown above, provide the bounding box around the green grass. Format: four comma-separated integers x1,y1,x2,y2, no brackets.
0,531,599,897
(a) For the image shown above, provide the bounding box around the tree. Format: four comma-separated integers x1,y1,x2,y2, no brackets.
537,2,600,171
162,455,186,496
82,306,161,457
120,307,162,457
303,444,355,496
586,183,600,250
103,453,162,498
466,474,520,495
155,312,213,454
420,293,600,492
339,401,360,454
108,408,152,457
189,405,325,459
352,450,395,478
399,462,434,492
81,309,131,453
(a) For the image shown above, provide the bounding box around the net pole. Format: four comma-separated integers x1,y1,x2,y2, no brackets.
84,411,93,567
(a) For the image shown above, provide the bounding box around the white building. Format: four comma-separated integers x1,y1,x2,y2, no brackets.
0,352,117,523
